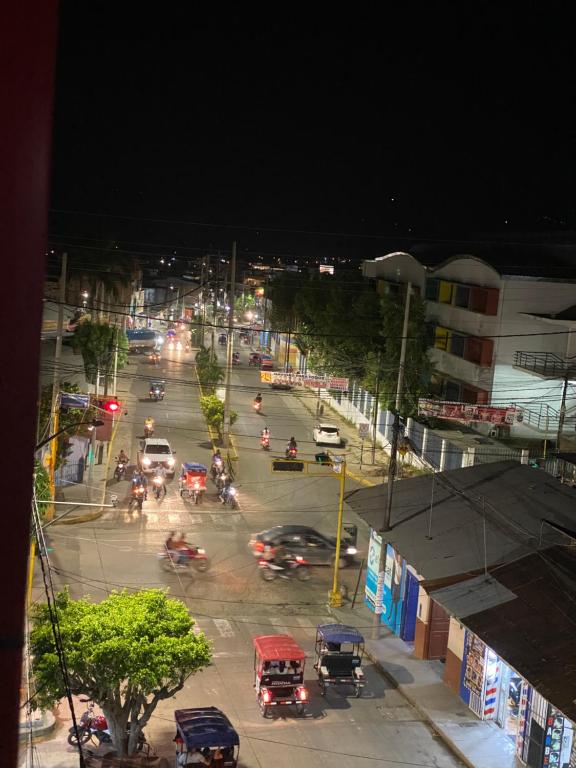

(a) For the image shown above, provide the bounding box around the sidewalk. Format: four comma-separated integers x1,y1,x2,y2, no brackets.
329,602,519,768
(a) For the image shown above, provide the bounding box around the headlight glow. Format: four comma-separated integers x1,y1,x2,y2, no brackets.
167,457,175,466
346,546,357,555
143,457,151,466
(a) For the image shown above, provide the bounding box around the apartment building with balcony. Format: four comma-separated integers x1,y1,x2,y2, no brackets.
362,250,576,440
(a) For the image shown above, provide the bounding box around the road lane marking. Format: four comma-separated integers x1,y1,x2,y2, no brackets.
213,618,235,638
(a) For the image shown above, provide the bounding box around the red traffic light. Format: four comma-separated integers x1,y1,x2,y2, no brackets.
105,399,120,413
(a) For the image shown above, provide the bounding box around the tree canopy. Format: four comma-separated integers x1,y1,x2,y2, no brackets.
269,271,432,416
72,322,128,389
30,588,212,757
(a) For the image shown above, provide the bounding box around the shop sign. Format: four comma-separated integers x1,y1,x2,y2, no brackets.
365,530,382,611
380,544,406,634
418,398,523,425
542,706,574,768
260,371,349,390
460,630,487,717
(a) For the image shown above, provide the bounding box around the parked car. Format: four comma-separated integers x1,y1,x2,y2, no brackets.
137,438,176,476
313,423,342,446
249,525,357,567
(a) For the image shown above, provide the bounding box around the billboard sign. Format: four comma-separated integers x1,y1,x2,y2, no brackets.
60,392,90,410
260,371,349,391
418,398,523,425
365,529,382,611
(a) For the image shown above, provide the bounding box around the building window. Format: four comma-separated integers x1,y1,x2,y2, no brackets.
449,333,466,358
454,284,470,308
438,281,454,304
434,326,449,351
425,279,440,301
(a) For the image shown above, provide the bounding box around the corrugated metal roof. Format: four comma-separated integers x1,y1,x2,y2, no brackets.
346,461,576,579
428,575,517,618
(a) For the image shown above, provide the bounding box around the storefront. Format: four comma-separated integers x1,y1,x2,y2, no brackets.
459,629,576,767
364,533,419,641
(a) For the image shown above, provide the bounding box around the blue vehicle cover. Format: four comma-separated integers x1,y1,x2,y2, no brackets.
174,707,239,749
181,462,208,474
317,623,364,645
127,329,157,341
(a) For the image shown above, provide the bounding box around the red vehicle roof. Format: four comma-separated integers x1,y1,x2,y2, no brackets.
253,634,306,662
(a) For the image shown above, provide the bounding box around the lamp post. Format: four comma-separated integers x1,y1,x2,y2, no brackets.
329,458,347,609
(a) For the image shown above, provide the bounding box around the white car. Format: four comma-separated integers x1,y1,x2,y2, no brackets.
137,438,176,476
313,423,342,446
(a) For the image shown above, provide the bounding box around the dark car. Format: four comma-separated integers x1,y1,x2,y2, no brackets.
249,525,358,568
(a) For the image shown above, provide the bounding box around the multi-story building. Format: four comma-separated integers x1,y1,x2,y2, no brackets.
362,251,576,441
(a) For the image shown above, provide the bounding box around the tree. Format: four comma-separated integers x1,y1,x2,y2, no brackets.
72,322,128,390
199,394,237,435
33,460,51,520
30,589,212,758
195,346,224,393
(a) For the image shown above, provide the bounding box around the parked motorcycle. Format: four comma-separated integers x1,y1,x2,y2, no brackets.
258,554,310,582
220,484,239,509
158,545,210,573
67,702,146,750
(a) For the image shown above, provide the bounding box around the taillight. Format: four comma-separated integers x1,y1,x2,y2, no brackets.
262,688,272,703
254,541,264,552
296,686,308,702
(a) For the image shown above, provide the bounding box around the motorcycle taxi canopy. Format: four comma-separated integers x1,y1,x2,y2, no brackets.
316,624,364,646
253,634,306,662
174,707,239,749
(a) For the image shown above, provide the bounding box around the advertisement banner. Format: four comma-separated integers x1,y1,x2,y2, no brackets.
418,398,523,425
542,706,574,768
380,544,406,634
364,530,382,611
260,371,349,391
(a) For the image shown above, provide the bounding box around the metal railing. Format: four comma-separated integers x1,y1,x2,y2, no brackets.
514,351,576,378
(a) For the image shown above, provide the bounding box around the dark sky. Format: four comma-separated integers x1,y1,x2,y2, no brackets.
50,3,576,261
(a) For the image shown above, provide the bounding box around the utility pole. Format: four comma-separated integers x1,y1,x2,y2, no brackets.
556,372,570,452
47,252,67,522
222,242,236,451
371,350,383,465
374,282,411,628
87,369,99,501
395,281,412,411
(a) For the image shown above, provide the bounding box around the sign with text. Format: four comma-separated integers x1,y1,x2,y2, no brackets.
261,371,349,391
365,529,382,612
418,399,523,425
358,422,370,438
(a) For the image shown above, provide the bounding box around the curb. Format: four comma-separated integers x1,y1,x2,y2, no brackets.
56,509,103,525
19,710,57,741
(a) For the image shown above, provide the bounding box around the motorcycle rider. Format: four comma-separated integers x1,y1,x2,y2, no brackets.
144,416,155,435
287,436,298,455
253,392,263,409
261,426,270,444
117,449,129,466
132,469,148,499
153,464,168,497
219,474,232,504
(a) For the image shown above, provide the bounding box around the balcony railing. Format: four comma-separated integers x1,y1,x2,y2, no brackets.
514,351,576,379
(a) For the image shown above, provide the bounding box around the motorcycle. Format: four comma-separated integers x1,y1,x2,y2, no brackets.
158,545,210,573
261,435,270,450
152,475,166,500
67,702,146,750
130,484,146,511
253,400,262,414
144,422,154,438
232,352,240,366
258,554,310,582
210,456,223,480
286,445,298,459
220,484,239,509
114,460,127,481
149,387,164,401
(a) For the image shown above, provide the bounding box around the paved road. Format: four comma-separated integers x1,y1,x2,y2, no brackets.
28,339,463,768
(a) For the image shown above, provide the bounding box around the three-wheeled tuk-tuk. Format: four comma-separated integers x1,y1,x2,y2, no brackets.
179,462,207,504
174,707,239,767
149,380,166,401
253,634,308,718
314,623,365,698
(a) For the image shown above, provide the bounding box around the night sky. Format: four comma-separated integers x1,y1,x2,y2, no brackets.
50,4,576,263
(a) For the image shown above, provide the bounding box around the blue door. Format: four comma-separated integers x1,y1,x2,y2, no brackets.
400,569,419,642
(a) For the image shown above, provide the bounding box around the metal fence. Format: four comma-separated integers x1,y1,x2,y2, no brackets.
55,459,85,487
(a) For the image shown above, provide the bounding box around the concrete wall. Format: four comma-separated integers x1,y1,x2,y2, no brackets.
414,586,431,659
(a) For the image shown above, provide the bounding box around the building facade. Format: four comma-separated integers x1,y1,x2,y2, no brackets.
362,252,576,440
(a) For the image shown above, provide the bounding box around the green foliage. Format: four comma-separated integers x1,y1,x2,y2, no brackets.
30,588,211,757
269,271,432,417
195,345,224,393
38,381,96,468
33,461,51,518
199,394,237,435
72,322,128,388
